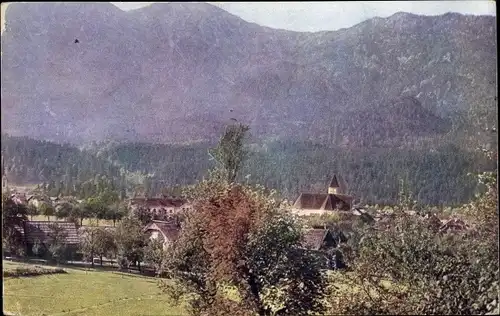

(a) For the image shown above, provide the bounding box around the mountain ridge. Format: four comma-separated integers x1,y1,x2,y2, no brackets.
1,2,496,146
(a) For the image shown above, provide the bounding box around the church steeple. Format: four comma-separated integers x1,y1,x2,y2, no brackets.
328,174,345,195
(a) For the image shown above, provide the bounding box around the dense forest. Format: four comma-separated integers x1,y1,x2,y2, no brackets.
2,134,495,206
1,135,130,198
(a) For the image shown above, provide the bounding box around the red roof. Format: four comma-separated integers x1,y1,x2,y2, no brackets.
23,221,80,245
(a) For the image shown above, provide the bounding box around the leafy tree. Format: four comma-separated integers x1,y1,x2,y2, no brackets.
83,197,109,225
95,227,116,266
1,194,28,256
79,223,99,268
208,123,250,183
55,202,74,220
105,205,127,226
27,204,39,221
47,223,69,264
80,225,116,267
132,206,153,226
144,237,167,277
39,202,55,221
328,180,499,315
71,205,91,227
114,216,148,271
162,180,328,315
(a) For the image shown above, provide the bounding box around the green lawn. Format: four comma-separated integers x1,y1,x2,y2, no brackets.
3,261,186,316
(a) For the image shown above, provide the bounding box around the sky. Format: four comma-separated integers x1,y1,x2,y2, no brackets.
110,1,496,32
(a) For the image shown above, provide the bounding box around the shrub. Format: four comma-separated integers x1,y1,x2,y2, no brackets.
3,265,67,278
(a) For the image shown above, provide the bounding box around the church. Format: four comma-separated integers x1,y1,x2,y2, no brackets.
292,174,354,216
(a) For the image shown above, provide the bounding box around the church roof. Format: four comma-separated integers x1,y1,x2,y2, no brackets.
328,174,347,193
293,193,353,211
329,175,341,188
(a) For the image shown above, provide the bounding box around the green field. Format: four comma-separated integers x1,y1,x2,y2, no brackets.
3,261,186,316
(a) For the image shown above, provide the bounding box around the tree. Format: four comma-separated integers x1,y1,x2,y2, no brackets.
208,123,250,183
83,197,108,225
72,205,90,227
55,202,74,220
79,223,99,268
114,217,148,271
39,202,55,221
132,206,153,226
144,237,166,277
80,225,116,267
105,205,127,226
162,181,328,316
328,176,499,315
47,223,69,264
27,204,39,221
94,227,116,266
2,194,28,256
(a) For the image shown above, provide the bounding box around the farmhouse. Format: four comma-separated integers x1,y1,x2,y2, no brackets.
21,221,80,258
143,220,181,250
292,174,355,216
129,197,192,217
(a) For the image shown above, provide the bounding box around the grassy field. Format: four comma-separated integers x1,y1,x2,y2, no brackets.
3,261,186,316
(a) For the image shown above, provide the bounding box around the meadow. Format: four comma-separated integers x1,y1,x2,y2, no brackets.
3,261,186,316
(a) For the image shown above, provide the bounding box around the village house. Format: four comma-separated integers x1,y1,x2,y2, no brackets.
302,227,348,269
143,220,181,250
129,196,192,217
19,221,80,259
292,174,355,216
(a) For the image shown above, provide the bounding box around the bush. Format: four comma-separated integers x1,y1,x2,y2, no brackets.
3,265,67,278
328,212,498,315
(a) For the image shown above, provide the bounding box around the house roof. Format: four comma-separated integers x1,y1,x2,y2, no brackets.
293,193,353,211
424,214,443,231
23,221,80,245
439,218,469,233
302,228,347,250
303,229,329,250
144,220,180,241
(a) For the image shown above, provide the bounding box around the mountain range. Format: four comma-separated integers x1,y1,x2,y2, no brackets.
1,2,497,147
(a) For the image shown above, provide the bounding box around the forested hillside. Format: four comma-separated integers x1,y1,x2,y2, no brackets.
2,134,494,206
1,135,131,198
104,140,493,206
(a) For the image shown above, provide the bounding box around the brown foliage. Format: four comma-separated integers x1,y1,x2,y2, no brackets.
164,180,327,315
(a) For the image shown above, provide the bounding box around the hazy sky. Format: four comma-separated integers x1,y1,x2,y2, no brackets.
111,1,496,32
